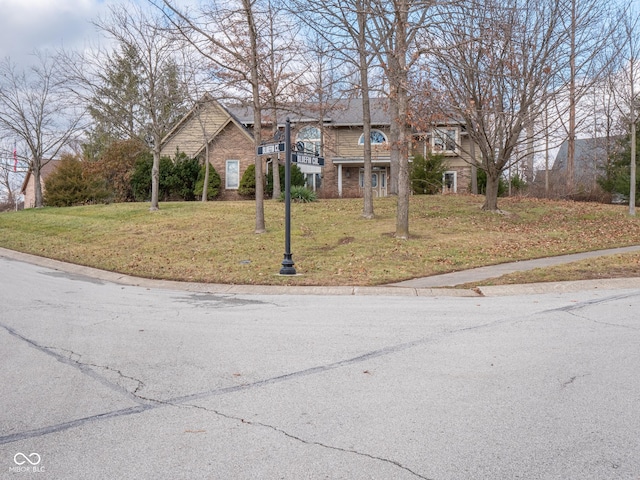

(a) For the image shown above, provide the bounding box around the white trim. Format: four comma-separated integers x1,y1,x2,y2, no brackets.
443,170,457,193
432,127,459,155
358,129,388,145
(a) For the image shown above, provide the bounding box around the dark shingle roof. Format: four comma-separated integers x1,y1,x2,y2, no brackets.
553,136,623,178
225,98,391,127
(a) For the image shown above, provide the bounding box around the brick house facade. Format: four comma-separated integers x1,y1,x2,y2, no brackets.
161,95,480,199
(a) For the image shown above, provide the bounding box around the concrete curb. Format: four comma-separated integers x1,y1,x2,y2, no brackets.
2,246,639,297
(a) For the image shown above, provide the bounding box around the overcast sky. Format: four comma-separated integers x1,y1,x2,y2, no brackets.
0,0,115,66
0,0,163,68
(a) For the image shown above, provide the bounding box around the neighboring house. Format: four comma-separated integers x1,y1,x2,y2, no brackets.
20,160,62,208
551,136,622,195
161,95,480,199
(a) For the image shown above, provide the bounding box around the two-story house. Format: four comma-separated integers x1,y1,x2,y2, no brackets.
160,95,479,199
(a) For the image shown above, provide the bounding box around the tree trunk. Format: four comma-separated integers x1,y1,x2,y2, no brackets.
361,95,374,219
394,1,410,239
629,32,636,217
243,0,266,233
202,143,210,202
199,106,210,202
470,141,478,195
566,0,576,195
271,106,281,200
150,141,160,211
33,161,44,208
357,0,374,219
395,84,410,239
388,97,400,196
482,171,500,211
630,121,636,216
253,101,266,233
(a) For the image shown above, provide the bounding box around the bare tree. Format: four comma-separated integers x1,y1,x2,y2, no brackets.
553,0,618,195
0,143,24,209
289,0,379,219
617,10,640,215
153,0,278,233
368,0,435,238
0,53,85,208
259,1,305,200
62,4,188,211
428,0,581,211
177,45,222,203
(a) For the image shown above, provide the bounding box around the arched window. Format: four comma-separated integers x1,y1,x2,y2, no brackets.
358,129,387,145
296,126,321,155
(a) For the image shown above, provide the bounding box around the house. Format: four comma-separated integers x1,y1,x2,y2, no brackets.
551,136,622,197
20,159,62,208
160,95,479,199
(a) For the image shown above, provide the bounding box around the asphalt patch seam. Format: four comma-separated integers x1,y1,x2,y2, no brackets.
0,318,508,448
542,292,640,314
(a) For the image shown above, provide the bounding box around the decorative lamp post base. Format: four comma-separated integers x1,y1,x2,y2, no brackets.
280,254,296,275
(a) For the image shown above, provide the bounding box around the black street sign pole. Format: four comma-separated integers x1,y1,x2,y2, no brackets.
280,118,296,275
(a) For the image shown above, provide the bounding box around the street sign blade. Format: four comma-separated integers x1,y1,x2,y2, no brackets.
257,142,285,156
292,153,325,166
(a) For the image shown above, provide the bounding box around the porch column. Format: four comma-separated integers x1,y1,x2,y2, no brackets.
338,164,343,198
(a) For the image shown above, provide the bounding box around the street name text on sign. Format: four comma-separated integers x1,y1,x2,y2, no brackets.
292,153,325,166
257,143,285,156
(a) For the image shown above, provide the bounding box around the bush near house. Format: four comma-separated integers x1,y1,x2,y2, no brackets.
238,164,257,197
510,173,527,195
130,154,171,201
266,163,305,196
598,131,640,205
87,139,147,202
130,151,201,202
44,154,110,207
410,153,448,194
194,164,222,200
241,163,306,198
167,153,200,201
279,185,317,203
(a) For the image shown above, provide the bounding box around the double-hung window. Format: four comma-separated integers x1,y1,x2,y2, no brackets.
432,128,458,153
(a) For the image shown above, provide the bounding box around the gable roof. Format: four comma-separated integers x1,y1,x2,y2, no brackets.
553,136,623,178
161,93,254,157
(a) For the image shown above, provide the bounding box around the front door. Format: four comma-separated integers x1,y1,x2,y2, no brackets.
372,169,387,197
360,168,388,197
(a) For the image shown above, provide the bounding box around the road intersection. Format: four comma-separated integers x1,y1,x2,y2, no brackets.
1,249,639,479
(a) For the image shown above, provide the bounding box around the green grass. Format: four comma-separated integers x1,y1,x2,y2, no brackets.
1,195,639,286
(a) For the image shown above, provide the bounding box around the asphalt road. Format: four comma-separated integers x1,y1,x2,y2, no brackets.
1,256,639,479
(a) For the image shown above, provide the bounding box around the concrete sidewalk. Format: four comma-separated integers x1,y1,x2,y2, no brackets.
388,244,640,288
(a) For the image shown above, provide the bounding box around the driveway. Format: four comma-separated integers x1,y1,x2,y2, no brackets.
1,255,639,479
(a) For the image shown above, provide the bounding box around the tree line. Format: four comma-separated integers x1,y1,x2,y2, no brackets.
0,0,638,237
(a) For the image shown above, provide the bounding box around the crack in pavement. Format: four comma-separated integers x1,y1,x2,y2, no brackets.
542,292,640,314
1,320,436,477
0,314,521,458
0,322,153,407
0,317,512,449
171,401,434,480
540,292,640,330
45,346,146,395
560,373,591,388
